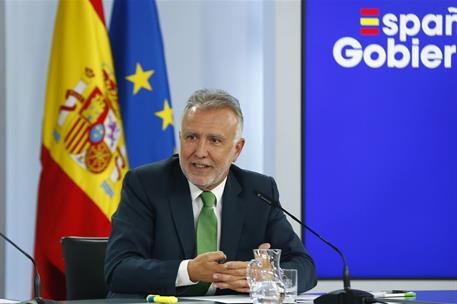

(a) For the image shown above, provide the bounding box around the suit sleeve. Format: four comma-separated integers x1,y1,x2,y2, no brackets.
265,177,318,293
104,170,181,295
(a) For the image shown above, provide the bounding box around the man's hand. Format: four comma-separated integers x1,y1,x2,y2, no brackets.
212,242,272,293
188,251,226,283
213,261,250,293
258,242,271,250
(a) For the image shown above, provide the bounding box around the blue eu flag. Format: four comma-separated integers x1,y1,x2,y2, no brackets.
110,0,175,169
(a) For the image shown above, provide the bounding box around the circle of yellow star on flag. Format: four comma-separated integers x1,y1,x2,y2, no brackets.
125,63,154,95
155,99,174,130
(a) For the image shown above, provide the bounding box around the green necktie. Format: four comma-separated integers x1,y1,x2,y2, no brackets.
186,191,217,296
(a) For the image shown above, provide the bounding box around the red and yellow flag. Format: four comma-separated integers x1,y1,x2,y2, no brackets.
34,0,128,299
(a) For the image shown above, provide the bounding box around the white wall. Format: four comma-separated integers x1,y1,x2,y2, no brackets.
0,0,6,298
0,0,455,300
4,0,56,300
274,0,301,236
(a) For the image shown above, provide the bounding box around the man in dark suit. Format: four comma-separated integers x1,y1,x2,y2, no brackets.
104,89,317,297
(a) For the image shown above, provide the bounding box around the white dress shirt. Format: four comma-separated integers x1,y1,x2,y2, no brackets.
175,178,227,295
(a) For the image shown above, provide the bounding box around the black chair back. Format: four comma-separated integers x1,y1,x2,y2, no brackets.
61,236,108,300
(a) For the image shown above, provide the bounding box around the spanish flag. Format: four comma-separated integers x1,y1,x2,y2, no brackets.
34,0,128,299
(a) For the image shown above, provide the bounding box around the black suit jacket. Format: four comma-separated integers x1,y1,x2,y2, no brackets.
105,155,316,297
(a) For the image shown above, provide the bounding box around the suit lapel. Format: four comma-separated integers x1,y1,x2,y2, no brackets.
220,170,246,261
169,169,196,259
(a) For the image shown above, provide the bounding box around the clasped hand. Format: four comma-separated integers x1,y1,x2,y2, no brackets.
187,243,271,293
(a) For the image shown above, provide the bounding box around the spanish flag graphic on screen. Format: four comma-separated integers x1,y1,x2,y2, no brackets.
34,0,128,299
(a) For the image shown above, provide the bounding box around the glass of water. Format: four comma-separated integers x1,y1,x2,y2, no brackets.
281,269,298,303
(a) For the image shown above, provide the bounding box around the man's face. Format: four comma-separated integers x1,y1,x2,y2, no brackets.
179,107,245,191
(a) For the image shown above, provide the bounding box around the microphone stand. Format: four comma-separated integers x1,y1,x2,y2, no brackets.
0,232,53,304
255,192,375,304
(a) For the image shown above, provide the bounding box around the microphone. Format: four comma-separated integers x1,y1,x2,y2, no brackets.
0,232,51,304
255,191,375,304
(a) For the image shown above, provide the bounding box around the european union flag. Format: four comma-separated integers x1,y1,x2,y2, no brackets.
110,0,175,168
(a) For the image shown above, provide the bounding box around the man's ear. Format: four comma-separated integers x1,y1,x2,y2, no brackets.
232,138,245,162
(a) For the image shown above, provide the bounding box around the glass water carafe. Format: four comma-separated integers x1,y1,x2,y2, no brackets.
247,249,285,304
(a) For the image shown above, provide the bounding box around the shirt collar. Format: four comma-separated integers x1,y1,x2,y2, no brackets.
188,177,227,205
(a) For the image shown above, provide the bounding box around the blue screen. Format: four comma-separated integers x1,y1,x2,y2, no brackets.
303,0,457,278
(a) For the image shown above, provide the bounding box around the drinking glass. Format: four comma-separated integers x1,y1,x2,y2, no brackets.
281,269,298,303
